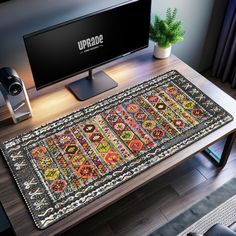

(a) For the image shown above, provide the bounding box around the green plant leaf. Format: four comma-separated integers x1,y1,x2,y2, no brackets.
149,8,185,46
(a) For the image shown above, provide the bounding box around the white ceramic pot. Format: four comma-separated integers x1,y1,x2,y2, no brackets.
153,43,172,59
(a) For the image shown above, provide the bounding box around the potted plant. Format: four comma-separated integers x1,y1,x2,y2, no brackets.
150,8,185,59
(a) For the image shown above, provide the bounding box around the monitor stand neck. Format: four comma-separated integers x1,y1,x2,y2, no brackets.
88,69,94,80
68,69,118,101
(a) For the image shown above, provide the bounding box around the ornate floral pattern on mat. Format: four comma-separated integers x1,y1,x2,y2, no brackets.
0,70,233,229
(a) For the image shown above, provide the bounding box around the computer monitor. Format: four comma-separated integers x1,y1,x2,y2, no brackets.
23,0,151,100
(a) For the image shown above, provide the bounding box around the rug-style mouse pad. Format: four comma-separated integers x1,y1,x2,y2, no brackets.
1,70,233,229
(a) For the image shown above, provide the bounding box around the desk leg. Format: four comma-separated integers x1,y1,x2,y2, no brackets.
203,132,236,167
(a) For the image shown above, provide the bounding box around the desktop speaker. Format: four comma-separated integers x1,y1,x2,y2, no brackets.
0,67,32,124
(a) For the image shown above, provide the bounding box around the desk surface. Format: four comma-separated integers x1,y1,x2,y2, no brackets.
1,51,236,235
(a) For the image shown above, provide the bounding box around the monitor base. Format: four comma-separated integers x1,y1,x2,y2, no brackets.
68,70,118,101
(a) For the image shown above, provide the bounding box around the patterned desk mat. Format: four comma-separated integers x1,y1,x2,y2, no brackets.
0,70,233,229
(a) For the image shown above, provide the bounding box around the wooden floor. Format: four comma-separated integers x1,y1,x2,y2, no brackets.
60,74,236,236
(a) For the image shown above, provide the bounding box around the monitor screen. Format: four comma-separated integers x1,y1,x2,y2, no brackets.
24,0,151,91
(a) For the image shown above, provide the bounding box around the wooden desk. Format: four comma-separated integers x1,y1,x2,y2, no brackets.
0,51,236,235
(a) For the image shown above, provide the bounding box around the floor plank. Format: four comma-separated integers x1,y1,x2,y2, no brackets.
85,224,114,236
108,186,177,236
109,207,166,236
171,169,206,196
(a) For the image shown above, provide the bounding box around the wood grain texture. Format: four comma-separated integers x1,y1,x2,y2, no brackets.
0,49,236,236
171,169,206,195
